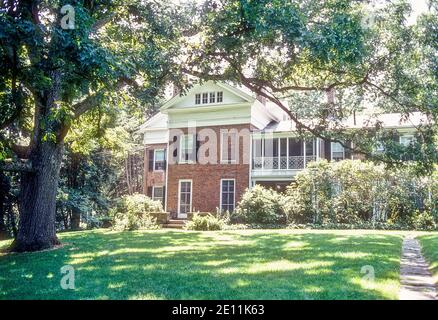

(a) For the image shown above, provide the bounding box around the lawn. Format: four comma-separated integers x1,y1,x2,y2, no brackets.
0,229,404,300
418,233,438,286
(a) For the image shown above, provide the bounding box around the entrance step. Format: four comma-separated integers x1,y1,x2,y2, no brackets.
161,219,187,229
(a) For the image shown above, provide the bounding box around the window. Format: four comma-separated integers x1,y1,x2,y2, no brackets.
195,94,201,105
331,142,345,161
202,92,208,104
217,91,223,102
400,135,415,147
154,149,165,170
221,131,237,163
178,180,192,215
152,186,164,205
180,134,194,163
220,179,235,212
209,92,216,103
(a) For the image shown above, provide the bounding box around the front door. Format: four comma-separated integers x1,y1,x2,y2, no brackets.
178,180,192,218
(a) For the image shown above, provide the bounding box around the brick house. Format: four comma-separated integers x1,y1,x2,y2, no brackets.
139,81,426,218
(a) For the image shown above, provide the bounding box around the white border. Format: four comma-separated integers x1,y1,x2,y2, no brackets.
153,148,165,171
220,178,235,212
330,141,345,161
177,179,192,218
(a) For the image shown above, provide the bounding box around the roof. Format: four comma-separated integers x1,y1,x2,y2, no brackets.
261,112,430,133
138,112,168,132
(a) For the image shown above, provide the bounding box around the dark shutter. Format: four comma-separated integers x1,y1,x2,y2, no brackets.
148,150,154,171
172,135,178,162
163,148,167,170
162,186,166,207
324,140,331,160
147,186,152,197
345,140,352,159
195,134,200,162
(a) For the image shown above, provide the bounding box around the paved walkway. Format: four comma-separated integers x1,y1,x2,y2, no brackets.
399,235,437,300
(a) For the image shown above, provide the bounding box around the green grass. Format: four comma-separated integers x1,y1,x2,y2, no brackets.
418,233,438,286
0,229,404,300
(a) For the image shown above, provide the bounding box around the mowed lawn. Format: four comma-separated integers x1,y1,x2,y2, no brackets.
0,229,404,300
418,234,438,286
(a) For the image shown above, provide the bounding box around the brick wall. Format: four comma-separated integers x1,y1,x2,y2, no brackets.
144,144,167,195
166,124,251,215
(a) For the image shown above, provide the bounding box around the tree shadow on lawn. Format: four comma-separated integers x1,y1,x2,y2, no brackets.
0,230,403,300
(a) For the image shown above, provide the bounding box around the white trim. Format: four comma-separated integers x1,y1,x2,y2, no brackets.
220,131,238,164
164,137,169,212
177,179,192,218
330,141,345,161
152,186,164,204
220,179,236,212
153,148,165,171
179,134,195,164
160,81,254,111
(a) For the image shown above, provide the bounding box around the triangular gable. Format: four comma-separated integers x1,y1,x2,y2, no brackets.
138,112,168,132
160,81,255,111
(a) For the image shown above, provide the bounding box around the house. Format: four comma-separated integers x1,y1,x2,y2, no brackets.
139,81,427,218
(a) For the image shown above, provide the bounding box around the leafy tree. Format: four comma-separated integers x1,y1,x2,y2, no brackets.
0,0,186,251
183,0,438,173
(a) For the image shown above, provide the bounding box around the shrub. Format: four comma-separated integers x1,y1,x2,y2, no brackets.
185,213,225,231
112,193,163,231
234,185,286,224
411,210,437,231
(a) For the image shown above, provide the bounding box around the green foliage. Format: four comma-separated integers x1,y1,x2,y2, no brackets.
185,213,225,231
234,185,286,225
111,194,163,231
185,0,438,174
411,210,437,231
284,160,437,230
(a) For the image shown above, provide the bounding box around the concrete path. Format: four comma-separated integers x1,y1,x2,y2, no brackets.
399,235,437,300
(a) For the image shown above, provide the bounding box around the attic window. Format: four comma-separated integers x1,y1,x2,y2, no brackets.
195,91,224,105
202,93,208,104
217,91,223,102
209,92,215,103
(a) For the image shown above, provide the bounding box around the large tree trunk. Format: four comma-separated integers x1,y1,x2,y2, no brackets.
11,140,64,252
0,172,9,240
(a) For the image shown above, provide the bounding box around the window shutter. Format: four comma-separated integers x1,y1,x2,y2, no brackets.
147,186,152,197
345,141,352,159
163,148,167,170
172,135,178,162
195,134,200,162
148,150,154,171
162,186,166,206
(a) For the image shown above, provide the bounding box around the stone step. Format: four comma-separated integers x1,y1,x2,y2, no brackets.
167,219,187,224
162,223,185,229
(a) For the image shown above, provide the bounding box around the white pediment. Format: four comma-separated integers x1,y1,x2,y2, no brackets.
161,81,255,111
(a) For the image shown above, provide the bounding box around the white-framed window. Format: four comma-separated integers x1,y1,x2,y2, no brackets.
209,92,216,103
220,131,237,163
152,186,164,205
375,141,385,153
400,134,415,147
178,180,192,215
179,134,195,163
220,179,235,212
195,94,201,105
202,92,208,104
153,149,165,171
331,142,345,161
217,91,223,102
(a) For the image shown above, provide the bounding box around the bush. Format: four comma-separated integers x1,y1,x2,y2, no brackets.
411,210,437,231
185,213,225,231
234,185,286,224
112,193,163,231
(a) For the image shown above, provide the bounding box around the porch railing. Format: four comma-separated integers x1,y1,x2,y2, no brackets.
252,156,316,170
